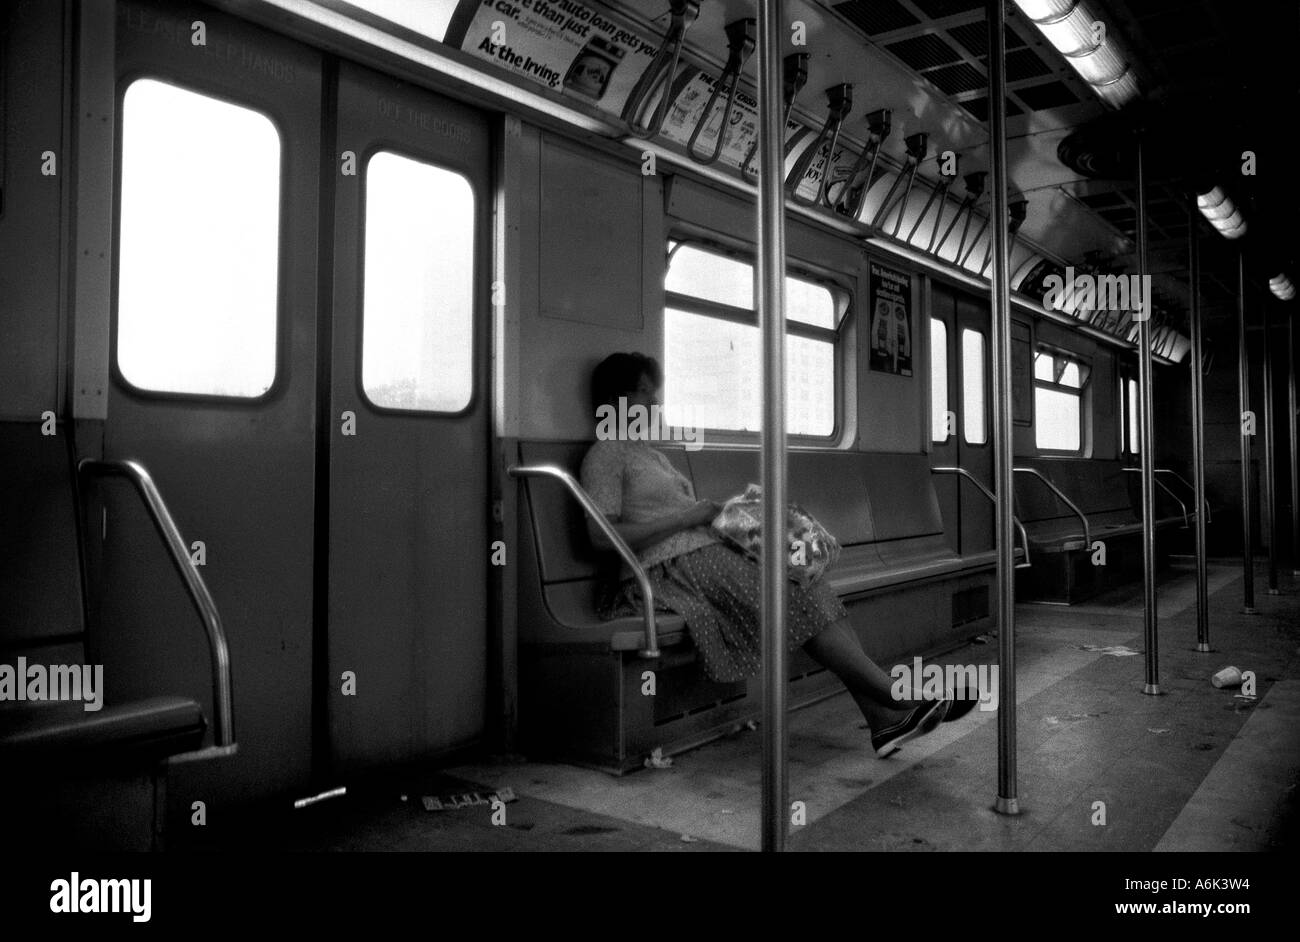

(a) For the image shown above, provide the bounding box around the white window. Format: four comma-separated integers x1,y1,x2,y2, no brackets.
961,328,987,445
1034,349,1088,453
664,244,840,436
362,151,476,412
117,79,281,397
1124,377,1140,454
931,318,949,442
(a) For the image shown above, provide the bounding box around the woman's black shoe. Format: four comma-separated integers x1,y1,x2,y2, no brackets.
942,684,981,722
871,699,949,758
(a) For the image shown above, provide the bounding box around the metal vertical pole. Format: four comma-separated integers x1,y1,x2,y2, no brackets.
1290,313,1298,578
1264,301,1279,593
1239,251,1257,613
756,0,788,854
987,0,1018,815
1187,202,1210,652
1136,133,1159,695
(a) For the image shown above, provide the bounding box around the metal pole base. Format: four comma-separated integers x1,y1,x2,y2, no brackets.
1196,642,1212,653
994,795,1020,815
1243,607,1259,615
1142,683,1162,696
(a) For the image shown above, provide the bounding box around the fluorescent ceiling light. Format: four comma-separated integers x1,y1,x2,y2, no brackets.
1012,0,1141,108
1271,274,1296,300
1197,186,1247,240
1092,68,1139,108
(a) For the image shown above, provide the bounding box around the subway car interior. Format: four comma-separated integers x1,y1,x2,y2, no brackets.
2,0,1299,863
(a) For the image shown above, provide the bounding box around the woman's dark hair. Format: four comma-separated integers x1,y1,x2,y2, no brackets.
591,352,662,417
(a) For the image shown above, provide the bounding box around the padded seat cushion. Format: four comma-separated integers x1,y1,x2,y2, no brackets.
0,696,206,762
1016,458,1135,522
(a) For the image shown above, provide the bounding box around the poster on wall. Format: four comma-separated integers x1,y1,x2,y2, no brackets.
868,262,913,377
444,0,658,115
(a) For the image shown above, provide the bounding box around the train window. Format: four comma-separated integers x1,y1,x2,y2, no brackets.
664,244,839,435
116,79,281,397
1124,377,1140,454
361,151,475,412
1034,349,1088,453
961,328,987,445
931,318,949,442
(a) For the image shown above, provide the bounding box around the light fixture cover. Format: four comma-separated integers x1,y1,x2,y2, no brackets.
1012,0,1140,108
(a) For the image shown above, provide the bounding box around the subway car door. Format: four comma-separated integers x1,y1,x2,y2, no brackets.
327,62,491,770
930,284,960,551
955,292,995,554
105,0,321,805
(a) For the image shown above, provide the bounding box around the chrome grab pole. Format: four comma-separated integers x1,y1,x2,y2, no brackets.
986,0,1018,816
1264,300,1279,594
756,0,788,853
1290,312,1299,579
1188,203,1210,651
1239,251,1257,613
1136,131,1159,696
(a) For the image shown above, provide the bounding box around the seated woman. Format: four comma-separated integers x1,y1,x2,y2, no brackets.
580,352,961,758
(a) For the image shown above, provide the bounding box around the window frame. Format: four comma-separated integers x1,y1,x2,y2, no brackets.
354,143,481,418
1033,345,1089,457
930,316,950,444
111,73,287,404
1119,368,1140,458
662,237,849,443
959,326,989,448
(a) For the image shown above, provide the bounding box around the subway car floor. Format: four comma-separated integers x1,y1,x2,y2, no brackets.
178,561,1300,853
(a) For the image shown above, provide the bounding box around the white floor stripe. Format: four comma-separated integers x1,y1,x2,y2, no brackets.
1154,680,1300,852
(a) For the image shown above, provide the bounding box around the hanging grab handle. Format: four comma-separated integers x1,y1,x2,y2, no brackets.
740,52,808,183
933,170,987,257
978,198,1028,275
686,18,757,165
621,0,700,138
872,132,929,234
785,83,853,207
828,108,891,217
907,152,959,245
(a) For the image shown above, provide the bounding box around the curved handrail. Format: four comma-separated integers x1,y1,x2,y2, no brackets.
508,464,660,658
930,466,1031,569
1121,467,1192,528
1153,468,1211,524
77,459,235,756
1013,467,1092,552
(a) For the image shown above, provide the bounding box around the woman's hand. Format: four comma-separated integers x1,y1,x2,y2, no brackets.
590,500,723,554
683,499,723,528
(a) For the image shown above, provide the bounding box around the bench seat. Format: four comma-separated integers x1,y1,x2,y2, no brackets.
1014,457,1189,601
0,696,206,764
513,439,1004,772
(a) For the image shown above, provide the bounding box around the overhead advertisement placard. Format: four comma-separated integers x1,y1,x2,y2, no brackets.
445,0,657,113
